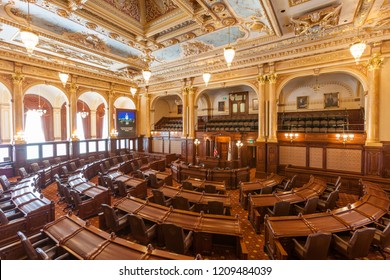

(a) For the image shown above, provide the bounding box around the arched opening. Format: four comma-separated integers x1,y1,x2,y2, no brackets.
151,94,182,132
0,82,12,145
278,72,365,134
24,84,69,143
78,91,108,139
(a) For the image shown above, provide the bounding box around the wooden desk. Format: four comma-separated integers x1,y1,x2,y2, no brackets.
157,185,231,214
106,171,147,199
43,214,193,260
239,173,285,209
182,177,226,194
115,196,247,259
264,181,390,259
248,177,327,233
143,169,173,186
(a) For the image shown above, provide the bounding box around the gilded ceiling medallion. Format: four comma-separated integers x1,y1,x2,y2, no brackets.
211,3,225,13
184,32,196,40
201,24,215,33
64,32,110,53
56,9,69,18
222,17,237,26
86,22,98,30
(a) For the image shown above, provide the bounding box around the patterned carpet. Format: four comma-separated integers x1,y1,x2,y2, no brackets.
40,170,388,260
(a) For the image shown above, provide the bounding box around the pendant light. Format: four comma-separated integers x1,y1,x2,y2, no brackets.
203,72,211,87
224,26,235,69
20,1,39,56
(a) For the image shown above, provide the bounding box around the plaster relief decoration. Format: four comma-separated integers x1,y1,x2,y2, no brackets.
64,32,110,53
288,0,311,7
103,0,140,21
68,0,88,12
290,4,342,36
182,41,213,57
145,0,178,22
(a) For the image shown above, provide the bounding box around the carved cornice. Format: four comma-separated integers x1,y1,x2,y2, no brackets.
367,53,384,71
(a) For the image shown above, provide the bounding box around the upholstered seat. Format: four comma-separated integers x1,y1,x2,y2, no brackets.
152,189,172,206
171,196,195,211
149,173,164,189
293,232,332,259
30,163,40,173
317,190,339,211
17,231,56,260
294,196,319,215
267,201,290,217
101,204,129,233
371,223,390,259
182,181,194,191
204,184,217,194
18,167,29,179
259,186,272,194
161,223,193,254
207,201,225,215
332,228,376,259
127,214,157,245
104,176,119,196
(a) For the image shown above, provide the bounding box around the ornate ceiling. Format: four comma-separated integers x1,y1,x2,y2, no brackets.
0,0,389,86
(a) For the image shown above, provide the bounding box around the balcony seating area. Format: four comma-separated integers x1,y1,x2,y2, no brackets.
205,116,258,132
154,117,182,131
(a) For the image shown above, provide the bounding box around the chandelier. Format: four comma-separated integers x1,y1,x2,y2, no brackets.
80,101,89,119
336,133,354,144
203,72,211,87
285,133,298,143
142,69,152,85
20,1,39,56
224,26,235,69
35,93,46,117
130,87,137,97
350,41,366,64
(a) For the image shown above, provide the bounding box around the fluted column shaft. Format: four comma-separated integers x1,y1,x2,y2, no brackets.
268,73,278,142
257,75,266,142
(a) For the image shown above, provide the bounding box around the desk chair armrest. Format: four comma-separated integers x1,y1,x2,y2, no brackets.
185,230,194,244
332,233,349,245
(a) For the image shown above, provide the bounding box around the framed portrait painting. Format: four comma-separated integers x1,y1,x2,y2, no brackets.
297,96,308,109
252,98,259,110
218,101,225,112
324,92,339,108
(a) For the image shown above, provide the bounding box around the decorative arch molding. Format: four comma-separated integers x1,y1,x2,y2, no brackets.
0,78,13,98
113,94,137,108
77,89,108,103
276,67,368,99
150,93,182,111
24,83,70,107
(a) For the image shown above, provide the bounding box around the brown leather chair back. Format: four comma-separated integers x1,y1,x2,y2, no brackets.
121,155,128,162
182,181,194,191
104,176,117,195
161,223,192,254
18,167,29,178
30,163,40,173
62,186,74,208
204,184,217,194
79,158,86,167
172,196,191,211
325,190,339,210
61,166,69,175
152,189,167,206
207,201,224,215
42,160,50,168
303,232,332,259
99,154,105,160
101,204,120,231
104,161,111,170
348,228,376,258
0,209,9,225
149,173,162,188
53,157,61,164
260,186,272,194
100,163,107,174
17,231,38,260
70,190,83,210
272,201,290,216
303,197,319,214
128,214,149,245
69,162,77,172
0,175,11,190
112,158,119,166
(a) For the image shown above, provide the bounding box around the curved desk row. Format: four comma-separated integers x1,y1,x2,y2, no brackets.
239,173,286,209
0,175,54,247
248,176,327,233
43,214,194,260
171,161,250,189
114,196,247,259
264,180,390,259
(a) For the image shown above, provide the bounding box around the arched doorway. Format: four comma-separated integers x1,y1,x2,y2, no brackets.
0,82,12,144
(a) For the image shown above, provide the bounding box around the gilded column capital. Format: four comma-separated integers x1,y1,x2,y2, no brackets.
367,53,383,71
267,73,277,84
12,73,24,85
257,75,266,85
69,82,78,93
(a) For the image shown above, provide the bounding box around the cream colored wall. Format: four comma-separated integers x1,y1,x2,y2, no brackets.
379,57,390,141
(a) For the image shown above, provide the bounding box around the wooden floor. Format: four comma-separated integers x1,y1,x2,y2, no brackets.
39,169,388,260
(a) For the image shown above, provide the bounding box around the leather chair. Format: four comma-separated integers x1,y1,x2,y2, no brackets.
259,186,272,194
372,222,390,259
161,223,193,254
42,160,50,168
274,179,291,193
35,247,70,260
53,157,61,164
79,158,86,167
18,167,29,179
70,190,91,212
182,181,194,191
0,175,16,191
99,163,108,175
149,173,164,189
54,178,65,204
61,186,74,212
292,232,332,259
204,184,217,194
294,196,319,215
112,157,119,166
171,196,195,211
127,214,157,245
17,231,56,260
0,209,9,225
104,176,119,197
69,162,78,172
88,156,96,163
99,154,105,160
207,201,225,215
332,227,376,259
30,163,40,173
151,189,172,207
317,190,339,211
104,160,111,170
267,201,290,217
101,204,129,233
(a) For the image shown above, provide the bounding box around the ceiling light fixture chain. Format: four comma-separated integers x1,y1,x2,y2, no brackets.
20,0,39,56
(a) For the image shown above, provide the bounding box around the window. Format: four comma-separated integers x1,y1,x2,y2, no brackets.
88,141,96,153
98,140,106,151
129,140,133,150
26,145,39,160
0,147,10,162
76,113,85,140
56,143,67,156
42,144,54,158
25,110,45,143
229,92,248,116
79,142,87,154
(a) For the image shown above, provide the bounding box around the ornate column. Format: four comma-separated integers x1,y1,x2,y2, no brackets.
268,72,278,142
69,82,78,138
12,73,24,139
257,74,266,142
182,86,188,137
144,87,151,137
188,86,196,139
108,90,115,136
366,52,383,146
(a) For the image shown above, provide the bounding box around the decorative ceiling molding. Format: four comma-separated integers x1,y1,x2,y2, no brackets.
288,0,311,7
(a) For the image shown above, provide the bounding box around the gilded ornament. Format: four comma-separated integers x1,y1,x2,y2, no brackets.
222,17,237,26
211,3,225,13
56,9,69,18
86,22,98,30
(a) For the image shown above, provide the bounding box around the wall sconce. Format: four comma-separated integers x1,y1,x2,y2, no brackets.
194,138,200,157
236,140,244,160
285,133,298,143
336,133,354,144
71,131,79,141
110,129,119,138
14,131,26,144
